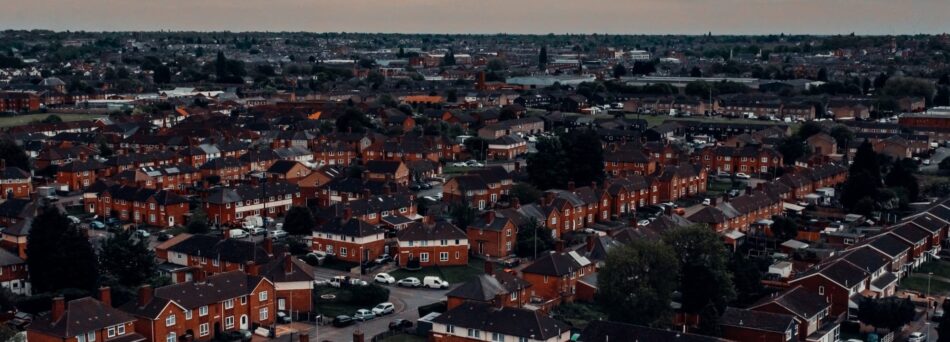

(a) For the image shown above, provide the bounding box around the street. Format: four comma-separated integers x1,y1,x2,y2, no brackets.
921,147,950,173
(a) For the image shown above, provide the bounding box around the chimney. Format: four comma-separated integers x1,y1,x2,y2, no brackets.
591,181,597,190
194,270,207,283
246,261,260,276
485,211,495,224
555,240,565,253
137,285,153,308
745,185,753,196
263,238,274,256
544,192,556,206
423,215,434,225
362,189,371,199
298,334,309,342
343,208,353,221
223,228,231,239
512,197,521,209
99,286,112,307
51,296,65,322
284,253,293,274
485,260,494,275
353,331,365,342
721,193,730,203
567,181,575,192
586,235,596,253
664,205,674,217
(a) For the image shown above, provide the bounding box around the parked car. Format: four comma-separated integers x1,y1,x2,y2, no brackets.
353,309,376,321
374,254,393,264
332,315,355,327
397,277,421,287
247,227,266,236
89,221,106,230
135,229,150,238
374,273,396,284
423,276,449,289
105,217,121,227
267,230,288,240
306,251,328,265
276,311,292,324
372,302,395,316
734,172,751,179
501,258,520,268
67,216,82,224
329,276,348,288
637,219,651,227
907,332,925,342
702,198,711,206
389,319,413,331
157,232,174,242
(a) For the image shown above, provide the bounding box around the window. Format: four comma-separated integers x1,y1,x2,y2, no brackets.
446,325,455,333
420,253,429,262
225,316,234,329
117,325,125,335
78,335,86,342
467,329,481,338
259,291,268,301
492,333,504,342
510,291,518,300
199,305,208,316
818,286,825,295
108,327,116,338
225,299,234,309
506,229,511,237
166,314,176,326
440,252,449,261
241,296,248,305
340,247,348,257
200,323,210,337
260,307,268,320
506,241,512,251
166,333,176,342
455,251,460,259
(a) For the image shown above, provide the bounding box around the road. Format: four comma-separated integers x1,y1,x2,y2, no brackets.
921,147,949,173
307,266,452,341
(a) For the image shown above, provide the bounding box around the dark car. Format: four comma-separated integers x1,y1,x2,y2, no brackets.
105,217,121,227
389,319,413,331
501,258,520,268
332,315,355,327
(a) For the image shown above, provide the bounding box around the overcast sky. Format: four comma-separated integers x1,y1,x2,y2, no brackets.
2,0,947,35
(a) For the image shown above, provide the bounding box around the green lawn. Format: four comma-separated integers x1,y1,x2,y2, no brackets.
899,274,950,296
388,258,486,284
0,113,105,128
914,260,950,279
313,287,370,317
551,302,608,330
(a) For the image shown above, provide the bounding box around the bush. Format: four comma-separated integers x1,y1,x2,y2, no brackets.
417,301,447,317
349,284,389,306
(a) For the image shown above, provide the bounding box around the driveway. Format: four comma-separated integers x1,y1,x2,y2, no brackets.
308,265,452,341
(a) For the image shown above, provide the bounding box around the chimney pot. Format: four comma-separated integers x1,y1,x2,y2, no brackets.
137,285,153,308
246,261,260,276
555,240,565,253
485,260,494,275
586,235,596,253
343,207,353,221
263,238,274,256
567,181,575,191
99,286,112,307
284,253,293,274
51,296,65,322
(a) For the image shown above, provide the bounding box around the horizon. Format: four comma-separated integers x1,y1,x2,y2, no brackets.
2,0,948,35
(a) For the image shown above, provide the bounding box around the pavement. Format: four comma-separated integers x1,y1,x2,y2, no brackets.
306,265,452,341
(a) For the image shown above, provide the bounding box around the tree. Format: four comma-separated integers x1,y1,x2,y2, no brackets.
881,77,937,105
462,137,488,161
510,183,542,205
777,136,808,166
366,71,385,90
770,216,800,241
538,46,548,70
830,125,855,150
26,206,99,294
42,115,63,124
99,230,157,288
526,130,604,190
187,208,210,234
442,51,456,66
729,252,766,306
816,67,828,82
841,140,882,211
515,219,555,258
283,206,315,236
0,140,31,171
597,240,679,326
449,203,477,229
690,66,703,77
938,299,950,342
796,122,823,139
612,64,627,79
857,297,915,333
335,108,373,133
153,65,171,84
662,226,736,316
885,158,919,204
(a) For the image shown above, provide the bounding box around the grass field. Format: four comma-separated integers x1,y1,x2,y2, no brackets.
388,258,486,284
899,274,950,296
0,113,105,128
313,287,371,317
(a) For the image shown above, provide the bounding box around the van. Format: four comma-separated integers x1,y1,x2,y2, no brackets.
423,276,449,289
229,229,248,239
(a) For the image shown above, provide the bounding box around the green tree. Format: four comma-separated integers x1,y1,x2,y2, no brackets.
597,240,679,326
538,46,548,70
515,219,555,258
526,130,605,190
462,137,488,161
939,299,950,342
283,206,315,236
816,67,828,82
885,158,919,204
729,252,766,306
26,206,99,293
187,208,210,234
612,64,627,79
442,51,456,66
510,183,542,204
99,230,157,288
830,125,855,150
841,140,882,211
449,203,478,229
857,297,916,333
0,140,31,171
42,115,63,124
662,226,736,316
335,108,373,133
771,216,800,241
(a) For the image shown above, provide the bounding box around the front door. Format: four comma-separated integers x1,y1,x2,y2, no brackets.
278,298,286,311
240,315,248,330
478,242,485,255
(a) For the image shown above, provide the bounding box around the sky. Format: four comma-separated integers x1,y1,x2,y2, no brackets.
1,0,947,35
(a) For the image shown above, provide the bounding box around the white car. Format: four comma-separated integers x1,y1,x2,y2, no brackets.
267,230,288,240
246,227,266,236
135,229,150,238
637,220,651,227
423,276,449,289
353,309,376,321
374,273,396,284
451,162,468,167
907,332,926,342
734,173,751,179
702,198,711,206
397,277,421,287
372,302,395,316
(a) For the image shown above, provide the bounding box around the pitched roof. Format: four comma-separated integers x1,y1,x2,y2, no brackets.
446,272,531,302
720,307,796,334
522,251,591,277
750,286,828,320
313,218,384,237
30,297,138,338
152,271,268,309
397,220,466,242
580,320,728,342
166,234,271,265
432,301,569,340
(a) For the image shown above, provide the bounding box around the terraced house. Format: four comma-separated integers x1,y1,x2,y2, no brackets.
204,181,303,224
84,183,189,227
396,217,469,267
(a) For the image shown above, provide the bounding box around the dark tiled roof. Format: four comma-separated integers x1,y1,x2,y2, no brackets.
433,301,569,340
580,320,728,342
868,234,911,258
751,286,828,319
719,307,795,334
30,297,138,338
446,272,531,302
313,218,384,237
166,234,271,265
397,220,466,242
365,160,403,174
153,271,266,309
841,246,890,273
521,252,590,277
0,166,29,179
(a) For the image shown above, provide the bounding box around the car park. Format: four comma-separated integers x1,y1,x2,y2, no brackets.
372,302,395,315
374,273,396,284
353,309,376,321
397,277,421,287
332,315,355,327
423,276,449,289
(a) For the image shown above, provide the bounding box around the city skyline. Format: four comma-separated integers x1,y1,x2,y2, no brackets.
1,0,948,35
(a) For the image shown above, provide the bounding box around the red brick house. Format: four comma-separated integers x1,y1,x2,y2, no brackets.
446,265,532,310
698,145,783,176
121,271,277,342
396,217,469,267
467,212,517,258
204,181,303,224
486,135,528,160
198,157,249,184
363,160,410,186
311,213,386,264
55,156,106,191
0,165,32,199
429,301,571,342
653,163,708,202
84,184,189,227
264,160,312,182
261,253,314,314
719,307,797,342
748,286,839,341
0,248,30,295
521,250,595,308
156,234,273,283
28,290,145,342
603,143,657,176
788,260,869,317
